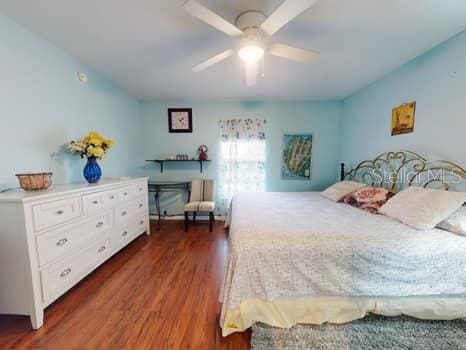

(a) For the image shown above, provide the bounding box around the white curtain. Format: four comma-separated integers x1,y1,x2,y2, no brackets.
218,118,266,215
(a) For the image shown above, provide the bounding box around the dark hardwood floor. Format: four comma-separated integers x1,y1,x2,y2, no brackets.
0,221,250,349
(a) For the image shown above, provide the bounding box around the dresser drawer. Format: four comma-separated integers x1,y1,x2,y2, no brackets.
40,238,112,304
82,192,104,214
132,181,147,196
33,197,82,232
115,195,148,225
82,189,120,215
36,211,113,267
115,215,148,248
118,186,133,201
101,189,120,206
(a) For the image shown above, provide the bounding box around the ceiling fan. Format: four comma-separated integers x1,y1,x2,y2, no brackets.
183,0,320,87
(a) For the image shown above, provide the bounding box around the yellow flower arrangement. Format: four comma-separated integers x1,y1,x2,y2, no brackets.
68,131,114,159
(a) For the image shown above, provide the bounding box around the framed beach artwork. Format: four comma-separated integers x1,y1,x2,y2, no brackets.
391,102,416,136
281,133,312,180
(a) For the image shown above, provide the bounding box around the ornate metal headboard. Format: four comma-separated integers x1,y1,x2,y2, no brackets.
341,150,466,192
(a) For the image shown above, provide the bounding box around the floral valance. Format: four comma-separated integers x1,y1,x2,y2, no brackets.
219,118,266,141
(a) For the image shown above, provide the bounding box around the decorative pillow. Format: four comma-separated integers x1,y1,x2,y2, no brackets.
436,206,466,236
320,181,367,202
342,187,395,214
379,186,466,230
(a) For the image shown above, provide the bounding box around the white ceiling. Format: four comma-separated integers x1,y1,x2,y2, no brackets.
1,0,466,101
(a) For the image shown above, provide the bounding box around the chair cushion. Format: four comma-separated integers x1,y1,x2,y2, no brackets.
184,201,215,212
184,201,201,211
202,181,215,201
190,179,215,202
199,201,215,212
190,180,203,202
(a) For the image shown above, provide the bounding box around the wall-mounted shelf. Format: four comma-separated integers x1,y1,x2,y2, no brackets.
146,159,211,173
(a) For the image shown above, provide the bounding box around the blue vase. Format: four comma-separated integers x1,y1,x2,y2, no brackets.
83,157,102,183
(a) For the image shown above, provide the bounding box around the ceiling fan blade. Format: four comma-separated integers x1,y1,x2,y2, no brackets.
246,63,258,87
261,0,318,36
269,43,319,63
183,0,243,37
192,49,234,72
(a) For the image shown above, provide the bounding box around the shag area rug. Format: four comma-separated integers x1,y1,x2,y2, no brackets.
251,315,466,350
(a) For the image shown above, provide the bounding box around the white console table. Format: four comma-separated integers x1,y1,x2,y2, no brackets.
0,177,150,329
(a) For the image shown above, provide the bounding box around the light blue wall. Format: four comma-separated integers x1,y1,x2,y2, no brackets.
140,100,342,214
4,8,465,213
0,14,142,190
0,13,342,216
340,30,466,168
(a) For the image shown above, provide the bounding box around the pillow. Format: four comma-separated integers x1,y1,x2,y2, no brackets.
436,206,466,236
379,186,466,230
342,187,395,214
320,181,367,202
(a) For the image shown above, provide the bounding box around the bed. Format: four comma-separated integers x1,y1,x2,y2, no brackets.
220,150,466,336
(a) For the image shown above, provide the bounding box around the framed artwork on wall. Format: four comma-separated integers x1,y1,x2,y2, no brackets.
281,133,313,180
391,102,416,136
168,108,193,133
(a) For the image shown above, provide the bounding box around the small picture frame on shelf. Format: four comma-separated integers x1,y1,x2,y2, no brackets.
168,108,193,133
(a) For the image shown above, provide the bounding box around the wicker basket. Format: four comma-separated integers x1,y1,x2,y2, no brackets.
16,172,52,191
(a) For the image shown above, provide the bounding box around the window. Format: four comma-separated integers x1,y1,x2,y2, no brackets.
218,118,266,214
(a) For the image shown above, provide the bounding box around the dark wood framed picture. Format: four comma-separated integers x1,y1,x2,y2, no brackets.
168,108,193,133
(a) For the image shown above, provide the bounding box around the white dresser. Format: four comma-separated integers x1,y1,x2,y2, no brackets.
0,177,150,329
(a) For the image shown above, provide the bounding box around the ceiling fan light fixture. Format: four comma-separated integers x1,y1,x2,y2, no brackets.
183,0,321,86
238,45,264,65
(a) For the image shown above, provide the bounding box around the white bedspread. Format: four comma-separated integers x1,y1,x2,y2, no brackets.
220,192,466,315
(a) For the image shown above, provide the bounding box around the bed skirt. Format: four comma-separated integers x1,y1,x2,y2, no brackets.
221,296,466,336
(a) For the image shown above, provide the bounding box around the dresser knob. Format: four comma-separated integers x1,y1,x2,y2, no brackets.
56,209,64,215
60,268,71,277
122,231,128,237
121,211,127,216
123,192,128,196
139,203,143,208
98,246,106,252
109,195,115,200
139,188,143,191
96,222,104,228
92,200,99,205
139,220,144,225
56,238,68,246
